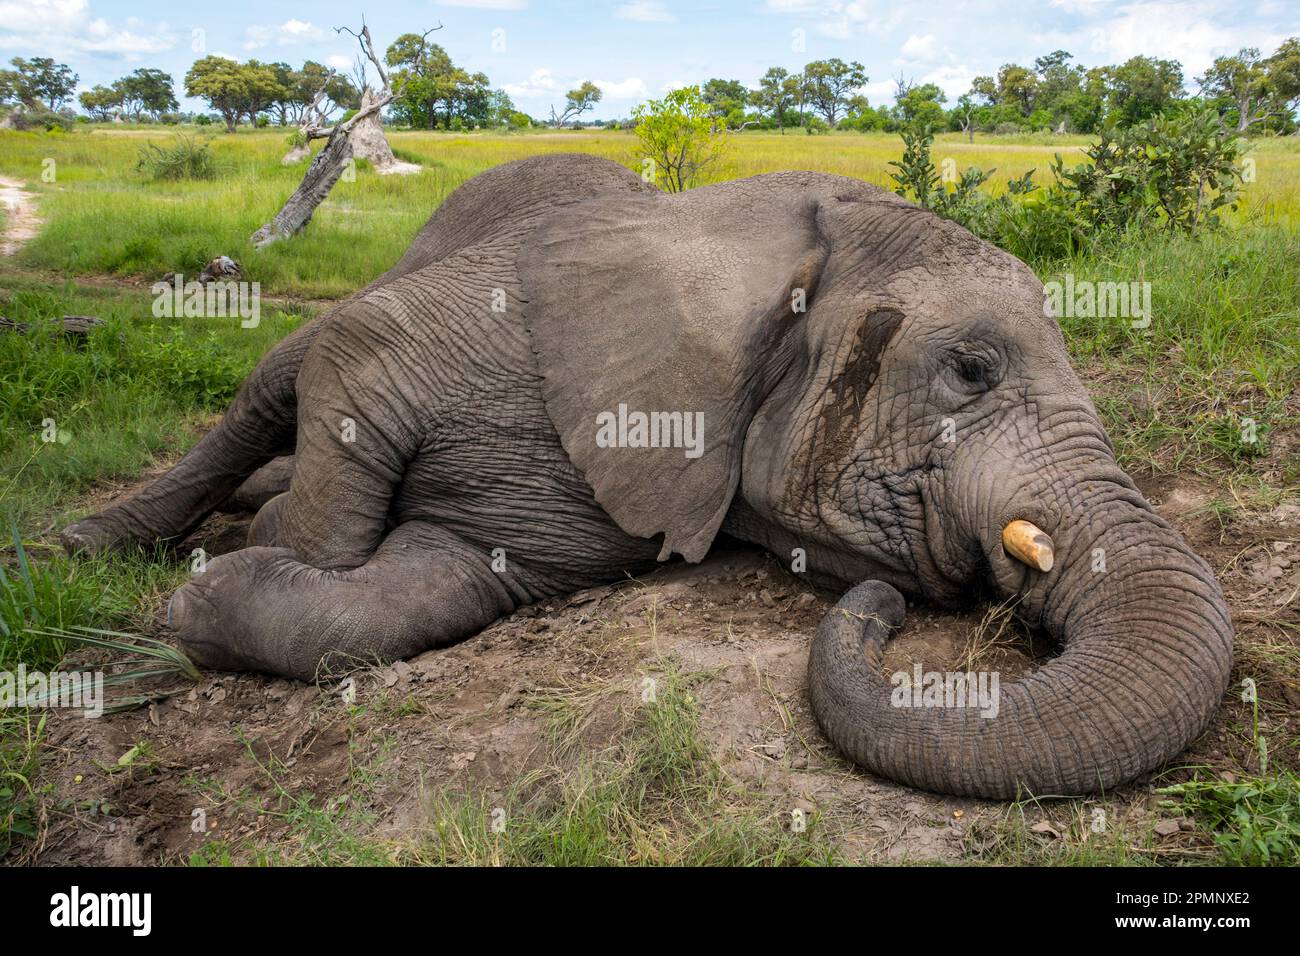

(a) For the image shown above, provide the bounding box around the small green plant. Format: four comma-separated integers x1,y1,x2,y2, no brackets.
632,86,729,193
135,134,217,181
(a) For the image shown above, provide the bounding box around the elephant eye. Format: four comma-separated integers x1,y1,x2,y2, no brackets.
945,345,999,393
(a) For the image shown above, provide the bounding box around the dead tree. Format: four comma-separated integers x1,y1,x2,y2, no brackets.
251,20,434,249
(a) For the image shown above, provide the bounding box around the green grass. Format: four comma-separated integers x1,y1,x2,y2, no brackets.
0,277,307,531
1053,224,1300,479
3,126,1296,298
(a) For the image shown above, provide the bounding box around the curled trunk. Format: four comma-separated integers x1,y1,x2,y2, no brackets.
808,498,1233,798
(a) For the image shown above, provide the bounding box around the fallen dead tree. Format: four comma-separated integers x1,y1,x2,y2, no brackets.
250,21,429,249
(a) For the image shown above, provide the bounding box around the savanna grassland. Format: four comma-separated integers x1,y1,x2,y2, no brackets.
0,126,1297,866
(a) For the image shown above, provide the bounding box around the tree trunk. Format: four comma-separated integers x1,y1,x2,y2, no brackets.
250,131,354,248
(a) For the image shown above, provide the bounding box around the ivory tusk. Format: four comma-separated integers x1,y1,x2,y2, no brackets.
1002,519,1055,573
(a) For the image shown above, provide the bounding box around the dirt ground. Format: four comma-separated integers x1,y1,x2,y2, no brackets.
22,460,1298,865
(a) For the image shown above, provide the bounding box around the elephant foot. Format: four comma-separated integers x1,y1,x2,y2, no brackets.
60,511,152,557
167,546,299,674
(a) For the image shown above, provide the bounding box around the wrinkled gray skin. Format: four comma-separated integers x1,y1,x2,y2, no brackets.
62,154,1233,799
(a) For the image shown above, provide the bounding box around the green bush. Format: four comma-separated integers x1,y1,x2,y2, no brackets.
890,109,1250,266
135,134,217,181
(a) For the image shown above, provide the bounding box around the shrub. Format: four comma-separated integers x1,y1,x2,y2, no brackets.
632,86,728,192
890,108,1249,265
135,133,217,181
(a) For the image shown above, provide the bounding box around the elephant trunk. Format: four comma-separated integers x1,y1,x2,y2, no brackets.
807,492,1234,799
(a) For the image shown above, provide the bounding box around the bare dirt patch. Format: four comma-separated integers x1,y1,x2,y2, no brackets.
0,176,42,256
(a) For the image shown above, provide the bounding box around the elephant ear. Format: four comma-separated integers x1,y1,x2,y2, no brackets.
520,186,828,562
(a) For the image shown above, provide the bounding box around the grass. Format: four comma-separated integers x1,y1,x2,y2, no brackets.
186,661,843,866
2,126,1296,297
0,123,1297,865
0,277,308,531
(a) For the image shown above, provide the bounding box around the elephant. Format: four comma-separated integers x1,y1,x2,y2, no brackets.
61,153,1233,800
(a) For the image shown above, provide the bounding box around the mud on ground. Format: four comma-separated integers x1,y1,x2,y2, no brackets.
25,473,1300,865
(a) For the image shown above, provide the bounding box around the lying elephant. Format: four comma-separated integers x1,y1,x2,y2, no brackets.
62,154,1232,799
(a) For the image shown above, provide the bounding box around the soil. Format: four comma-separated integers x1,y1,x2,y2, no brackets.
22,460,1299,865
0,176,42,256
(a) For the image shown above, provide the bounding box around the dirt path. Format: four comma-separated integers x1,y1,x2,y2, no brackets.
0,176,41,256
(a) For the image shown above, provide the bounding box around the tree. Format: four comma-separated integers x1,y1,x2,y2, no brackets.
0,57,78,110
750,67,798,130
1104,56,1184,126
701,77,749,128
894,81,946,130
1198,40,1300,132
114,68,178,121
632,85,727,192
251,20,427,248
551,81,601,127
802,58,867,125
79,85,122,121
185,57,253,132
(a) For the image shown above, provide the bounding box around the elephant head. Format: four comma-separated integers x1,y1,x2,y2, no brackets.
521,170,1233,799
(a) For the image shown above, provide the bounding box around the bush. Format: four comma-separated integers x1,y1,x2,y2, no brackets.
135,134,217,181
255,115,269,128
889,109,1249,265
195,114,212,126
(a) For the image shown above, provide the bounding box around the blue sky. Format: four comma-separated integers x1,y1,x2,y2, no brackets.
1,0,1295,118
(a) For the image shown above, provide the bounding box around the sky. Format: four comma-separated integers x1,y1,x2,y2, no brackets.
0,0,1295,119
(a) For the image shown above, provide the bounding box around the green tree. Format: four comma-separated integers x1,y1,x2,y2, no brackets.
113,68,178,121
894,81,946,129
551,80,602,127
802,58,867,125
749,67,800,131
632,85,727,192
0,57,78,109
1104,56,1185,126
1198,40,1300,132
184,56,253,132
78,85,122,121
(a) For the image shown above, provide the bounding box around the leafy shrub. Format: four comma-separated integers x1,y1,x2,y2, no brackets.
890,108,1249,265
135,134,217,181
1050,109,1246,234
195,114,212,126
129,329,245,407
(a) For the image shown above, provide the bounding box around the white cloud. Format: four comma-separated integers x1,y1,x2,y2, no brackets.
326,55,354,71
616,1,676,22
243,19,328,51
1074,1,1284,77
0,0,174,59
900,33,938,60
502,67,560,98
767,0,906,40
595,77,649,98
504,69,647,102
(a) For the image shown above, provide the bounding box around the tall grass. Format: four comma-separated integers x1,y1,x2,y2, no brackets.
2,127,1295,297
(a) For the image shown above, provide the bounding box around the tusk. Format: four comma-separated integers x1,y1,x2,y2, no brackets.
1002,519,1055,573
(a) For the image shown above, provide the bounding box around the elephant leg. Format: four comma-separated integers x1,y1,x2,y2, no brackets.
246,492,290,547
61,323,319,556
168,521,523,681
275,306,422,570
220,455,296,513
